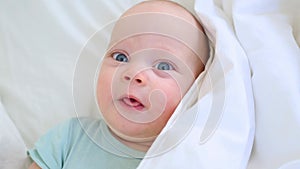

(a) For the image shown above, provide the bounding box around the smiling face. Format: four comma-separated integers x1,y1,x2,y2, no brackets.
95,1,208,151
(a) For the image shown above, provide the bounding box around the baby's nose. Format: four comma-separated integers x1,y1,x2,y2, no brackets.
123,69,148,86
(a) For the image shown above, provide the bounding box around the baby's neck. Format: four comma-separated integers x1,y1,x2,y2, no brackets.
108,127,156,152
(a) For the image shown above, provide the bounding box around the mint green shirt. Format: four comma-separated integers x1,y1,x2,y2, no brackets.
28,118,145,169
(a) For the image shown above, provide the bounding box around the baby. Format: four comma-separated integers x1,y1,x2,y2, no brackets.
28,1,209,169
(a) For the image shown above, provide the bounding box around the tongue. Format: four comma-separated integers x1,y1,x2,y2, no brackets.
123,98,141,107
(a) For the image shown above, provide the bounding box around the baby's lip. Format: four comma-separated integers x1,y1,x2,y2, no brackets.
119,95,145,111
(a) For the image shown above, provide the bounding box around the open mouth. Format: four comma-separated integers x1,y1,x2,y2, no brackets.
121,96,145,111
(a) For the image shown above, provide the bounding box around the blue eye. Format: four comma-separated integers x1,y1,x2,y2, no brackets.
155,62,173,70
112,52,128,62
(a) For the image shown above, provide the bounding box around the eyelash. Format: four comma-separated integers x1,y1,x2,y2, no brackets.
111,52,129,62
110,51,176,71
154,61,175,71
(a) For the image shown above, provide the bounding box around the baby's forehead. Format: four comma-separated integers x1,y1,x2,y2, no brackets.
121,1,198,27
108,12,208,65
108,34,193,57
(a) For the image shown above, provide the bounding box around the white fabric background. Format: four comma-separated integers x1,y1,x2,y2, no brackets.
232,0,300,168
0,0,299,169
0,100,29,169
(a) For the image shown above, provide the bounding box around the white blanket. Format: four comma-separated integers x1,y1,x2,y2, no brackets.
0,0,299,169
232,0,300,168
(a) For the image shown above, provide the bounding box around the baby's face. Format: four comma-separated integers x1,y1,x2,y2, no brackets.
96,33,203,140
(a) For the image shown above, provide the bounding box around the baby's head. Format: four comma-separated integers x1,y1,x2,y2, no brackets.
96,0,209,151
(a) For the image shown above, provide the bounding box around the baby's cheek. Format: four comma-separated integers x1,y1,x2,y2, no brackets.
98,86,111,108
98,69,113,89
167,95,180,112
97,73,113,104
164,87,181,114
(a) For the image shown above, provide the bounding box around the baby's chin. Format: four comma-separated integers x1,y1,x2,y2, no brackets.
109,126,157,143
100,106,167,143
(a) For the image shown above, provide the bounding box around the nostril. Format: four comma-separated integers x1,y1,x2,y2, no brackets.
135,79,142,83
124,76,130,81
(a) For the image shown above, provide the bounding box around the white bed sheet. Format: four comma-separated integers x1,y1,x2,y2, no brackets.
0,0,299,169
232,0,300,168
0,100,30,169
